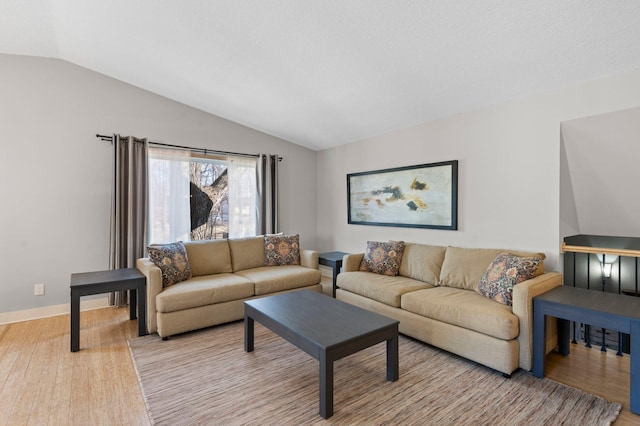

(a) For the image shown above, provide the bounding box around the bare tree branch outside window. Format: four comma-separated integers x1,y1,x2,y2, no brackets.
189,162,229,240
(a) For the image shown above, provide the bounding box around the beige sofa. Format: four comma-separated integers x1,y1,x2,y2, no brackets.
137,236,322,338
336,243,562,375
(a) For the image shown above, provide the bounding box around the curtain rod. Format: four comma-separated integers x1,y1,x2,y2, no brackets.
96,134,282,161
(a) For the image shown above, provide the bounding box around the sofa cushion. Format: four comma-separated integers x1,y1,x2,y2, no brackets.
476,253,544,306
401,287,519,340
439,246,545,291
438,247,502,290
228,236,265,271
156,273,254,313
337,271,433,308
264,234,300,266
148,241,192,288
184,240,232,276
399,243,446,285
359,240,405,276
235,265,321,295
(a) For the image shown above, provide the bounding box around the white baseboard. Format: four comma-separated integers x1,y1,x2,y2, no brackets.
0,297,110,325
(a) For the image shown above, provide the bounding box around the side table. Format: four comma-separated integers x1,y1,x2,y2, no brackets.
70,268,146,352
532,285,640,414
318,251,348,298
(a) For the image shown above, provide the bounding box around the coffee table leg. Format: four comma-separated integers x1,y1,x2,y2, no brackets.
244,315,254,352
387,334,399,382
319,352,333,419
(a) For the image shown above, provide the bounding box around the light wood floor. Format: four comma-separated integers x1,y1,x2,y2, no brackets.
0,308,151,426
0,307,637,425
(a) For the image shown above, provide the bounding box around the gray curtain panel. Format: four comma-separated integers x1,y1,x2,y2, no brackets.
109,134,148,306
256,154,279,235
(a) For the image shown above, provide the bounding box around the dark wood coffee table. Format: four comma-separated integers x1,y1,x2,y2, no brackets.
244,290,399,419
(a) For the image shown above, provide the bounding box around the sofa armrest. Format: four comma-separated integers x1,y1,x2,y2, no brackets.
343,253,364,272
300,249,319,269
136,258,163,334
512,272,563,371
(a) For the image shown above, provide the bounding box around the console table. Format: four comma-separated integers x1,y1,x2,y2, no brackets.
70,268,146,352
318,251,348,297
532,285,640,414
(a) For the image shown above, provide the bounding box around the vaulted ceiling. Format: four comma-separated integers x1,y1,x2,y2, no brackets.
2,1,640,151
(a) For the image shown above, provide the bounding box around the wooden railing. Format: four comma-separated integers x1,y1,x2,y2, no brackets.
562,241,640,258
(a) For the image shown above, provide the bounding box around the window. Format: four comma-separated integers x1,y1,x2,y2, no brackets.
148,147,258,244
189,155,229,240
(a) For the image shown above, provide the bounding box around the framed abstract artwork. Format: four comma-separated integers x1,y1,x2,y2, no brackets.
347,160,458,230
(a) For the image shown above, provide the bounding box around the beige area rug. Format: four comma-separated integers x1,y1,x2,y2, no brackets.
129,321,620,426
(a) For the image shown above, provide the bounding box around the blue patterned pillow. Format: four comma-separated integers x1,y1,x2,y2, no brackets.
476,252,543,305
148,241,192,288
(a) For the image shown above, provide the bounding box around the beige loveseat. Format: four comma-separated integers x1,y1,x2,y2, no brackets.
137,236,322,338
336,243,562,375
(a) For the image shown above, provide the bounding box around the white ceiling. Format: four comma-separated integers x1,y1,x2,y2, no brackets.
2,1,640,151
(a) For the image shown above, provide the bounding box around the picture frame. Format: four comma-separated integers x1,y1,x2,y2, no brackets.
347,160,458,230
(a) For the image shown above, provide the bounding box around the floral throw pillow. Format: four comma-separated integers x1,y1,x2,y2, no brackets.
148,241,192,288
476,252,543,306
264,234,300,266
359,241,405,276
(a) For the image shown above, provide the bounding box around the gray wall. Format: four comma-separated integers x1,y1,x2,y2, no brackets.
560,107,640,238
0,54,318,314
316,68,640,272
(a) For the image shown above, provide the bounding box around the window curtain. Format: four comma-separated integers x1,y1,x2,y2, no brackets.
256,154,279,235
109,135,148,306
228,155,258,238
147,147,191,244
